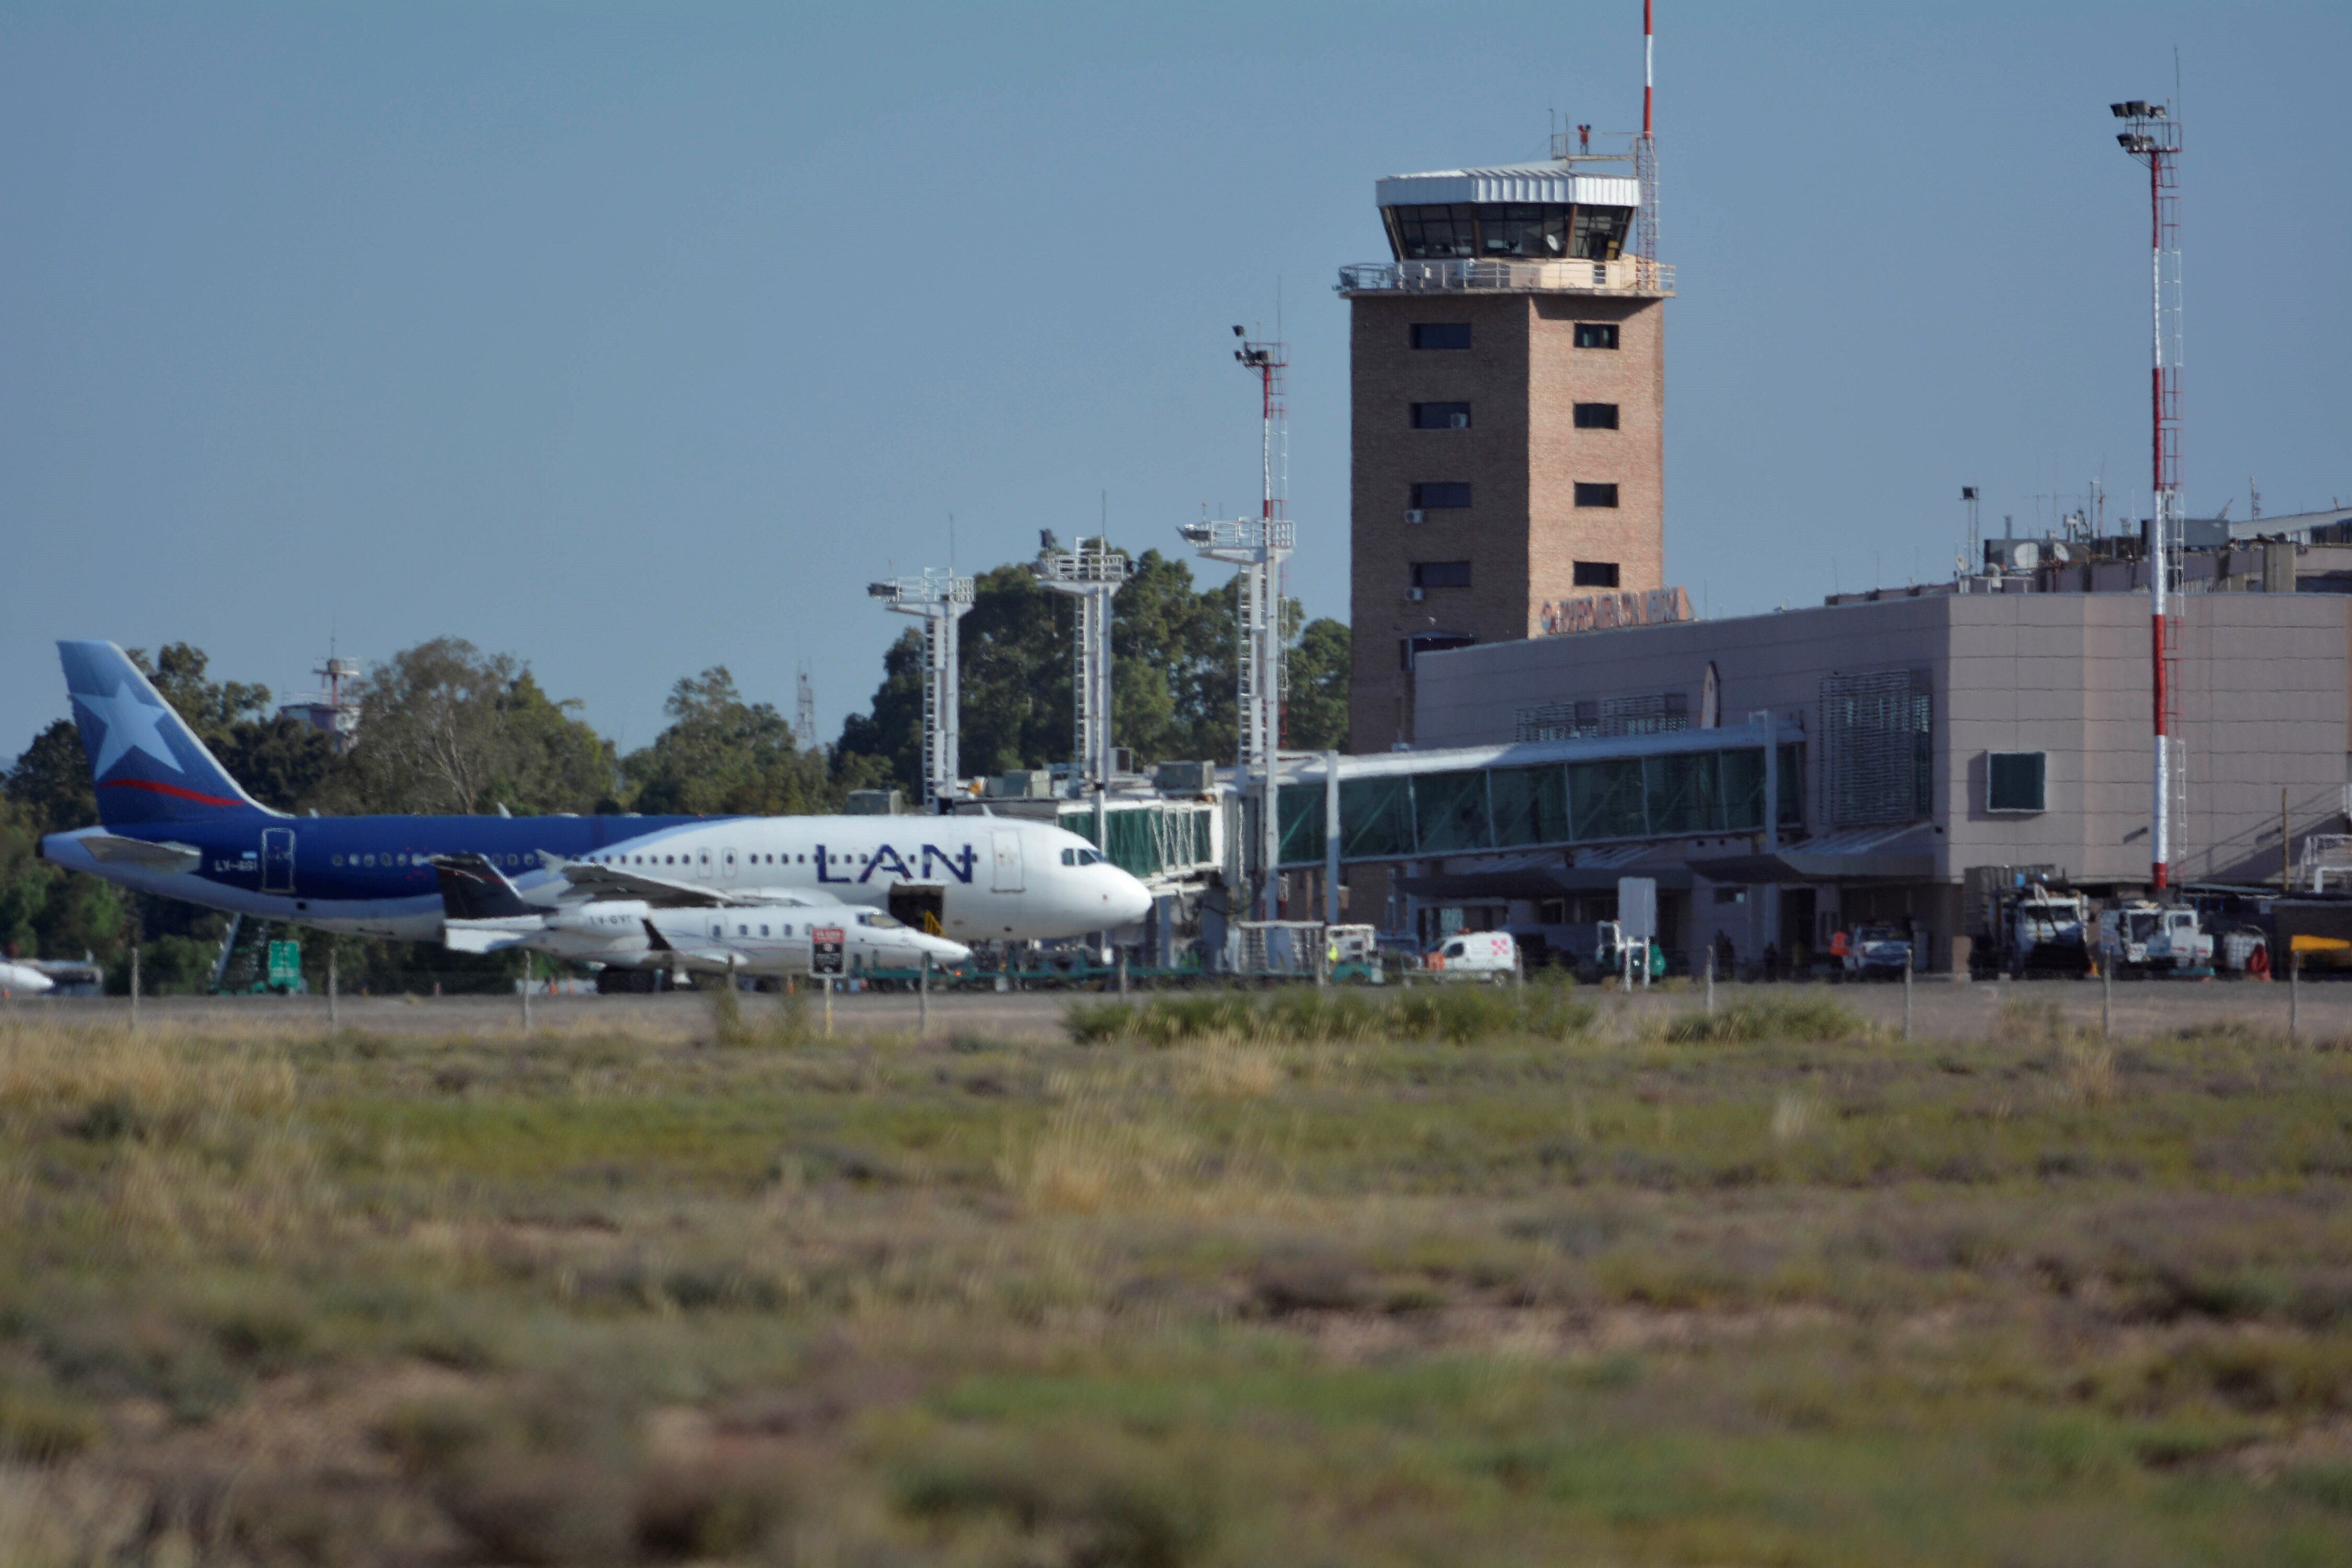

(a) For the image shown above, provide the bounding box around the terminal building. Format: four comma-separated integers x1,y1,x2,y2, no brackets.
1318,128,2352,973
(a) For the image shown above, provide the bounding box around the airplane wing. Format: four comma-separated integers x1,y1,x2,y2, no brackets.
537,853,843,910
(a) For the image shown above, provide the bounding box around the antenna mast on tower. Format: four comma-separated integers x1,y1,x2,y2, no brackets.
2113,96,2183,891
1634,0,1659,278
794,661,817,750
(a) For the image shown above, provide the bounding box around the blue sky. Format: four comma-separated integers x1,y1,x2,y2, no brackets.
4,2,2346,763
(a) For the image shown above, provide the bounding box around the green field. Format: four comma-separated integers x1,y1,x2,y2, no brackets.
5,989,2352,1566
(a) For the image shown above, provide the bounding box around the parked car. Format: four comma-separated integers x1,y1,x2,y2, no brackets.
1843,924,1914,978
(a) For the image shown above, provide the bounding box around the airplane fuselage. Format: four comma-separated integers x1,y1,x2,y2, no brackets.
42,812,1149,944
458,900,971,976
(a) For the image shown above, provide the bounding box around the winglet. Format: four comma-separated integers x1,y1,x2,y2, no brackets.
430,854,536,921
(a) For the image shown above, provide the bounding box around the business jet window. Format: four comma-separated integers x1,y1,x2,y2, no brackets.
738,925,749,936
759,925,770,937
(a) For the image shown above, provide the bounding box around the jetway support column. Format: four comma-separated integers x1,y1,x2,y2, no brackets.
1323,751,1341,927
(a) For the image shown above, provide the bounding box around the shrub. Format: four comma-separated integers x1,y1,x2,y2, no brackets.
1248,1241,1375,1317
895,1425,1216,1568
1666,995,1870,1044
634,1454,795,1560
1067,987,1593,1047
0,1388,100,1463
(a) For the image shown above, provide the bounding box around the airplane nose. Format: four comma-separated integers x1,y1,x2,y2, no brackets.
1109,872,1152,926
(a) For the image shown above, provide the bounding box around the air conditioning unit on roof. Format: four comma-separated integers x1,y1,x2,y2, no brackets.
1405,586,1426,602
1404,509,1426,524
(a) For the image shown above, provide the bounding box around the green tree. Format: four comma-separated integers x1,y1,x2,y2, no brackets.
5,720,97,837
1285,617,1352,752
326,639,614,815
834,629,928,794
624,667,831,815
958,562,1074,778
1111,550,1237,765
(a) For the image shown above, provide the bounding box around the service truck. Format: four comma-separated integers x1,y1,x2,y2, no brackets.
2097,902,2215,975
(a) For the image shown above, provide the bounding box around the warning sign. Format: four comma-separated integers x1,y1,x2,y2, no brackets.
811,927,845,977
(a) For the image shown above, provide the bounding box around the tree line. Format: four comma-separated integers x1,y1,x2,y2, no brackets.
0,547,1346,988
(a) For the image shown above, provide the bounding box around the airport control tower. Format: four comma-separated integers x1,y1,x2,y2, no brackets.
1342,126,1673,748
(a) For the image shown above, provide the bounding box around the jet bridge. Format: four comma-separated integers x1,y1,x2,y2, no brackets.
1270,716,1806,871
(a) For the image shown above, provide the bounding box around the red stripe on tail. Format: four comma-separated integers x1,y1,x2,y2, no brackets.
100,778,246,808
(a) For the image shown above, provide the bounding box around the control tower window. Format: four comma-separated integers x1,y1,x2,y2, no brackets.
1391,204,1478,259
1411,322,1472,351
1574,483,1620,509
1573,561,1620,587
1476,204,1567,258
1411,402,1472,430
1574,322,1620,350
1411,482,1472,510
1569,206,1632,261
1412,561,1472,590
1573,402,1620,430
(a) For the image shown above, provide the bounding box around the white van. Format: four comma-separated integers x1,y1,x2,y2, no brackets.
1426,930,1519,982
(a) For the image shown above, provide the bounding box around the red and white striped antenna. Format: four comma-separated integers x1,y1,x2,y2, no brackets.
1635,1,1660,267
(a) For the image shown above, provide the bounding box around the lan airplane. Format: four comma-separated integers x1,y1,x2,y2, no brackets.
36,641,1153,944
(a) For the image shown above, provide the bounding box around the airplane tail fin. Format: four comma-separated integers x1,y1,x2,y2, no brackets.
57,641,268,827
430,854,536,921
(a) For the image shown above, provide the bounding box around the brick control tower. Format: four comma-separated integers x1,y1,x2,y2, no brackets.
1342,124,1673,749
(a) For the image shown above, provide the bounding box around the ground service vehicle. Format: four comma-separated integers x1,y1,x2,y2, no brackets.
1427,931,1519,982
2004,883,2094,976
2097,902,2215,975
1325,925,1387,984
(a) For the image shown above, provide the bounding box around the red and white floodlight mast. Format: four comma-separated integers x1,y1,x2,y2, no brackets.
2114,99,2183,890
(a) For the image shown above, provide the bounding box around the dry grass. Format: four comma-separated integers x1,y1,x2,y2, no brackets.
0,1005,2347,1564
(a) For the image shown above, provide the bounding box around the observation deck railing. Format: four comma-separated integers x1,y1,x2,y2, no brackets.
1337,257,1674,297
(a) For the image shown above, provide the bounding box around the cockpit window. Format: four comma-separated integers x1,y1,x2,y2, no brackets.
862,913,902,928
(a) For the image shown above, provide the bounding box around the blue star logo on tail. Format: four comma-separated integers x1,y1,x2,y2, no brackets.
72,684,184,778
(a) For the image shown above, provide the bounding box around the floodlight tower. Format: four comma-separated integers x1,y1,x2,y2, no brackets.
2112,97,2183,891
867,569,975,812
315,654,360,754
1180,326,1294,920
1033,532,1132,793
794,661,817,750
